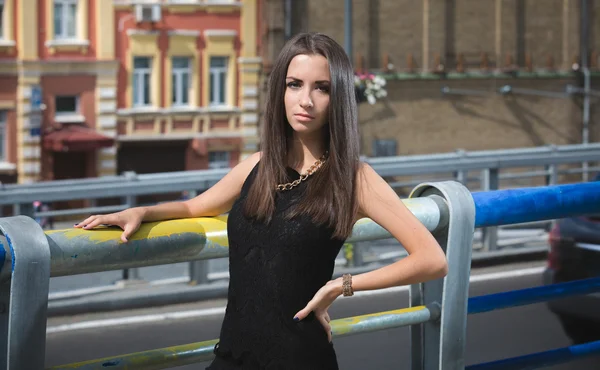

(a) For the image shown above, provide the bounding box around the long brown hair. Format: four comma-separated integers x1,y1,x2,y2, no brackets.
244,32,360,240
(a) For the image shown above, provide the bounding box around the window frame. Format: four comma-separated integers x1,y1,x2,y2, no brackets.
0,111,6,162
209,56,228,106
372,139,397,157
54,95,79,116
54,0,78,40
208,151,231,169
133,56,152,107
0,0,5,40
171,56,191,106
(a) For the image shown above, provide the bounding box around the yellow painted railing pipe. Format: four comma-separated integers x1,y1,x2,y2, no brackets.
48,304,439,370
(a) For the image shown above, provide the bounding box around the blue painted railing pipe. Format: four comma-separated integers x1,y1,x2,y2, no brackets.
473,181,600,228
468,277,600,314
465,339,600,370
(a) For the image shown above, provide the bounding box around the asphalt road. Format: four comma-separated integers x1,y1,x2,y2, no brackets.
45,262,600,369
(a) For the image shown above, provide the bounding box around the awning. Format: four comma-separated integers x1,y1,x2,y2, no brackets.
43,125,115,152
190,137,243,156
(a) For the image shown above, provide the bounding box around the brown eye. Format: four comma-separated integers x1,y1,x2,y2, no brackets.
317,85,330,93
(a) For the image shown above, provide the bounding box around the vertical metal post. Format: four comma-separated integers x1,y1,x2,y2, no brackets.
284,0,292,40
12,203,34,219
516,0,525,66
580,0,590,182
352,242,364,267
481,169,499,251
123,172,140,281
189,259,210,286
184,189,210,284
545,164,559,186
454,170,467,185
344,0,353,64
409,196,449,370
409,280,423,370
409,181,475,370
188,182,209,285
125,195,136,208
0,216,51,370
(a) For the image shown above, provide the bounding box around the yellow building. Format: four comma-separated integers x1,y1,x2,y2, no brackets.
0,0,119,184
114,0,262,174
0,0,262,184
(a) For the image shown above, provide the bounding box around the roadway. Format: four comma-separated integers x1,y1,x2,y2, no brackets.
45,261,600,369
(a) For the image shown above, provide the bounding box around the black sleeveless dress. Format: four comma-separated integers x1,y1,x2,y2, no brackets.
206,162,345,370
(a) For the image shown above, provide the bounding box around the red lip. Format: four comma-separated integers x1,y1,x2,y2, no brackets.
294,113,315,119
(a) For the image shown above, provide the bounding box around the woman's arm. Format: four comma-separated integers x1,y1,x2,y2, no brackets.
142,151,262,221
341,163,448,293
293,163,448,337
76,152,261,241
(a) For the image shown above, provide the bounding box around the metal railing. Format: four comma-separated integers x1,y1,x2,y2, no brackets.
1,143,598,287
1,142,598,253
2,143,599,209
0,180,599,369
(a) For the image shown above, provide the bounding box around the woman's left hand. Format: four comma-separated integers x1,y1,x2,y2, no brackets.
293,278,342,343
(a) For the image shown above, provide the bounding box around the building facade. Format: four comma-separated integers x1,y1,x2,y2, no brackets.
114,0,262,175
0,0,119,184
262,0,600,158
0,0,262,184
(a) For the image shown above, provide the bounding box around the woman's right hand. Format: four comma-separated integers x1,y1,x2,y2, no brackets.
71,152,262,243
74,207,147,243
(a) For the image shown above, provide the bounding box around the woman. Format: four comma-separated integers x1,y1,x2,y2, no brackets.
75,32,447,369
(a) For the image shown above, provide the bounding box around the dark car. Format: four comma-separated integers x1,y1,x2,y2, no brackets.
543,173,600,344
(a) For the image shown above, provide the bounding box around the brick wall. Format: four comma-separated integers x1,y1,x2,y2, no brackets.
358,77,584,156
263,0,599,158
286,0,597,71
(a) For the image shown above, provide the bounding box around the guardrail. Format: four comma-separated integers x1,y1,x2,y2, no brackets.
1,180,599,369
1,143,599,286
3,144,599,207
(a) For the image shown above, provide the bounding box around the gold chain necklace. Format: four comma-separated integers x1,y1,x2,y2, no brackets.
276,152,328,191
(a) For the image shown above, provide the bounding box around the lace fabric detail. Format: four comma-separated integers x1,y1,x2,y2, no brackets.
206,163,343,370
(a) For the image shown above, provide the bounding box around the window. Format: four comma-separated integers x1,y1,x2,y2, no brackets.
209,151,230,169
209,57,228,106
0,111,6,161
172,57,190,106
372,139,397,157
133,57,152,107
0,1,4,39
54,0,77,39
55,96,78,115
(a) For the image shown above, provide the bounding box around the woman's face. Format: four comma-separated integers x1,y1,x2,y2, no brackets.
284,53,331,138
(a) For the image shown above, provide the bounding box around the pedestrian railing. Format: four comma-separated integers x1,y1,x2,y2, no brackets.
2,144,600,287
0,180,599,369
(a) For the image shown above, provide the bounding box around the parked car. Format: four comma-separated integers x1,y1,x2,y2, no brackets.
543,173,600,344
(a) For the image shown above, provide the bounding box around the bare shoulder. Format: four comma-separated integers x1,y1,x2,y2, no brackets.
354,162,379,220
228,151,262,185
356,162,382,194
355,162,402,220
184,152,262,217
238,151,262,172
